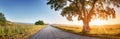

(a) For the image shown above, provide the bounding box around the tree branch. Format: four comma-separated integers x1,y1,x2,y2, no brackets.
87,0,97,19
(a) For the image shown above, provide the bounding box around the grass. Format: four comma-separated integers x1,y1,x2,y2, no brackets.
0,23,46,39
52,24,120,39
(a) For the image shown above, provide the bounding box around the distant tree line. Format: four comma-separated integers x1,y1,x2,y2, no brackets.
35,20,44,25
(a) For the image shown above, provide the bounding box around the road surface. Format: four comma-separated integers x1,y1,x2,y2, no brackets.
28,25,99,39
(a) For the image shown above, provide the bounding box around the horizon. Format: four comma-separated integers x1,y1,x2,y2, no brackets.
0,0,120,25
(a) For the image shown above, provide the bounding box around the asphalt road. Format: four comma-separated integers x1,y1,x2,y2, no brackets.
28,25,99,39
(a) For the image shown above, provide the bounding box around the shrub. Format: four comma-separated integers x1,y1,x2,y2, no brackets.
0,12,7,26
34,20,44,25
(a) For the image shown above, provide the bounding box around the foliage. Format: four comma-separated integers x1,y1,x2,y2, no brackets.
0,12,7,26
47,0,120,21
35,20,44,25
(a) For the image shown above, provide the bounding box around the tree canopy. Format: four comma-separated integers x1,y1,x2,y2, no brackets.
47,0,119,21
0,12,7,26
35,20,44,25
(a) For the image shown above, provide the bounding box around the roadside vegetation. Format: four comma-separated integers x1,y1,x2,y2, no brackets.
52,24,120,39
0,23,45,39
0,12,46,39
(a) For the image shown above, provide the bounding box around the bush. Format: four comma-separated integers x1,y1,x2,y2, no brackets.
34,20,44,25
0,12,7,26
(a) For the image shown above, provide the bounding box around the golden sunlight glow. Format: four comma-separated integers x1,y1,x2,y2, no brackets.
72,17,106,25
90,19,105,25
72,16,118,26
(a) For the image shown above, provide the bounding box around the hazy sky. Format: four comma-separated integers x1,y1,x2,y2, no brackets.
0,0,120,25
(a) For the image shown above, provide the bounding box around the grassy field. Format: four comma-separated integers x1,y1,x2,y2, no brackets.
0,23,45,39
52,24,120,39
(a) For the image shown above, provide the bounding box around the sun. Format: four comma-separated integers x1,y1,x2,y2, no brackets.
90,19,105,25
72,17,107,26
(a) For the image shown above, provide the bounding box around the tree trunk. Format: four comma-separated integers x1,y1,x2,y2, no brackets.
82,19,90,32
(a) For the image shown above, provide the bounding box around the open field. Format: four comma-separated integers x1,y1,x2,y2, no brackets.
52,24,120,39
0,23,45,39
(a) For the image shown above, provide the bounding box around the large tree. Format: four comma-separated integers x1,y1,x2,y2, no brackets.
47,0,120,32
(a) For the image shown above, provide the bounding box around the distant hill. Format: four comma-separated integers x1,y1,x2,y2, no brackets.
12,22,33,25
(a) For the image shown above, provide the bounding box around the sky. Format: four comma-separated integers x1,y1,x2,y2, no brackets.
0,0,120,25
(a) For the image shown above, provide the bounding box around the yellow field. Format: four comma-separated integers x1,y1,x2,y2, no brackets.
53,24,120,39
0,24,45,39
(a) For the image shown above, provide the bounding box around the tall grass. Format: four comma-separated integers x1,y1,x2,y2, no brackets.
0,24,45,39
52,25,120,39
